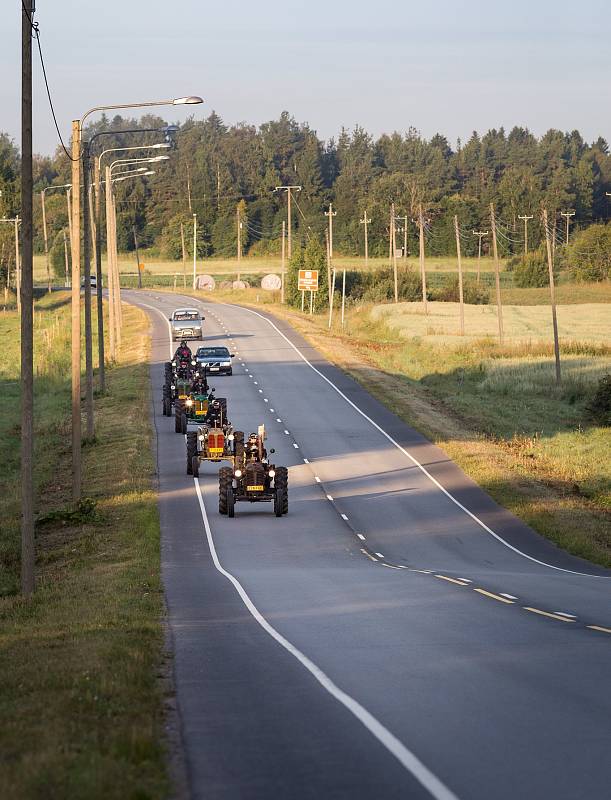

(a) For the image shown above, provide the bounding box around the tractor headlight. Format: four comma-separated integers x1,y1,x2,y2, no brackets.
227,434,234,441
234,469,242,478
186,399,193,407
191,360,196,365
198,434,205,442
268,469,276,478
170,384,175,390
171,361,176,367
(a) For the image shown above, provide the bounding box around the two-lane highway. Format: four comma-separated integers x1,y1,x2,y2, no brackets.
127,290,611,800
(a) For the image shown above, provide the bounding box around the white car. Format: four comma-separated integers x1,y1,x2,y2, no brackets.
169,308,204,340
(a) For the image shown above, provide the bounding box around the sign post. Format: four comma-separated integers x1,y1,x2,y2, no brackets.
298,270,319,314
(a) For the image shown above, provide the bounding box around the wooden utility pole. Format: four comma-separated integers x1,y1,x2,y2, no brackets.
489,203,504,345
40,190,51,292
104,165,116,361
418,204,428,315
359,210,371,266
63,229,70,290
217,164,221,210
325,229,331,305
325,202,336,259
402,215,408,259
453,215,465,336
275,186,301,259
180,221,187,288
21,0,35,594
70,119,82,500
111,191,122,337
543,209,561,384
65,187,72,285
341,267,347,327
518,214,533,255
92,160,105,392
281,220,286,303
560,210,575,244
391,203,398,303
82,143,94,440
472,230,488,283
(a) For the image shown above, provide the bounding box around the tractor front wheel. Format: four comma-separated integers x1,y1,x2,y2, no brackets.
186,432,197,475
274,467,288,515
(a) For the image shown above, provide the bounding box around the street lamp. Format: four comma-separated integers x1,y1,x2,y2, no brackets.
70,95,203,499
105,155,165,356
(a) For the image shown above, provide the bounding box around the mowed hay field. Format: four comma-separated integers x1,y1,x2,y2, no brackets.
371,300,611,346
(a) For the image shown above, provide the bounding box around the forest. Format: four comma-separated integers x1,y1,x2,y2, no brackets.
0,111,610,264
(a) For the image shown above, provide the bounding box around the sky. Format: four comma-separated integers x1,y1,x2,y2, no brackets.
1,0,610,156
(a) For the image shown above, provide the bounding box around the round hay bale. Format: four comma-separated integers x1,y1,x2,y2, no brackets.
219,281,233,289
196,274,215,291
232,280,249,289
261,273,281,290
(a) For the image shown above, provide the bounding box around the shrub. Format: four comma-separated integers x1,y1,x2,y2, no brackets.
586,373,611,426
567,224,611,282
512,246,554,288
432,276,490,304
360,267,422,303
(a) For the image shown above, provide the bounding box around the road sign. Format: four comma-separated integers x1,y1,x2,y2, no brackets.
138,262,145,272
298,269,319,291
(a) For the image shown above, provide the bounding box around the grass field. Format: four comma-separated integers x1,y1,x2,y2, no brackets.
178,284,610,565
371,300,611,346
0,294,168,799
33,252,505,282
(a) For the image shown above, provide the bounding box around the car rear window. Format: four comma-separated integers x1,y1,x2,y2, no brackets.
197,347,230,358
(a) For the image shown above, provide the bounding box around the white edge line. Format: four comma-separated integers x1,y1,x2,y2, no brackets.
222,303,607,580
193,478,458,800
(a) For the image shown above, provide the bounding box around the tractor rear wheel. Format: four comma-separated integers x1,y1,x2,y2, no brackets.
163,396,171,417
274,467,288,515
219,467,232,515
174,405,182,433
192,456,200,478
180,413,188,435
274,490,284,517
186,432,197,475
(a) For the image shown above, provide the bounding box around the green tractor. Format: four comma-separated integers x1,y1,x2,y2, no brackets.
175,389,227,435
218,425,288,518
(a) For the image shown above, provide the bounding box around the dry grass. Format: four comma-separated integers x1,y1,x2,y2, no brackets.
0,295,168,799
371,300,611,347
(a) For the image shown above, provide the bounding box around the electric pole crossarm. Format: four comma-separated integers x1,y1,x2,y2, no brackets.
274,186,301,260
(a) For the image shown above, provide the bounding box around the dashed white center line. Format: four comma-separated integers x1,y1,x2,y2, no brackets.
314,476,321,483
341,513,349,521
303,458,309,464
326,494,334,501
284,430,290,435
276,418,282,423
375,552,385,559
270,408,275,412
357,533,366,540
500,593,518,601
254,381,258,385
258,389,263,393
293,443,299,449
554,612,577,619
264,399,269,403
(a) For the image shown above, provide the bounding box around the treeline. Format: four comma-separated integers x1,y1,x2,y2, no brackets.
0,113,610,264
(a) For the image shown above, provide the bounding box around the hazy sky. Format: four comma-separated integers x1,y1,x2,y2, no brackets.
1,0,609,155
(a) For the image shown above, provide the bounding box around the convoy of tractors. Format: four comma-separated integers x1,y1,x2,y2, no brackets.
162,319,288,518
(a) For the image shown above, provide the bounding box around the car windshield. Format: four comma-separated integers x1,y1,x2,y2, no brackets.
197,347,230,358
173,310,200,320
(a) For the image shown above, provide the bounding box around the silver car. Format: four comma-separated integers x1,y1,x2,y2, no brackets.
169,308,204,340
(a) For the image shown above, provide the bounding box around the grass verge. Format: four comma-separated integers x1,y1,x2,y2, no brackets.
174,285,611,567
0,293,168,799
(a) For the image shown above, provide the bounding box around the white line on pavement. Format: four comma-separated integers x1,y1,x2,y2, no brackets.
193,478,460,800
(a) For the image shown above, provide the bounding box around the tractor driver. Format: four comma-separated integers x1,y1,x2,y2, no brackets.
246,432,267,462
190,373,208,395
174,340,192,362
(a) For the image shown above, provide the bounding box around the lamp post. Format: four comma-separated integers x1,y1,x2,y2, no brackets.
192,213,197,289
70,95,202,498
90,133,175,394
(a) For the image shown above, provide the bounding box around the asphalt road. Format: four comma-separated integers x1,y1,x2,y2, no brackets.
126,289,611,800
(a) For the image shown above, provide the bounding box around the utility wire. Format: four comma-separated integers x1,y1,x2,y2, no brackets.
23,4,76,161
